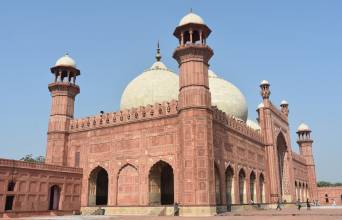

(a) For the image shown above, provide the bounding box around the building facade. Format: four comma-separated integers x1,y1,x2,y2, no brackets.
0,12,321,216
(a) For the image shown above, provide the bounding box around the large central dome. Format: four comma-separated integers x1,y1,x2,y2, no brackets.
120,49,248,121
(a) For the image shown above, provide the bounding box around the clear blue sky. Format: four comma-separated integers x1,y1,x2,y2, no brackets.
0,1,341,182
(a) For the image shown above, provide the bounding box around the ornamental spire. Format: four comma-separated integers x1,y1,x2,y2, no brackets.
155,41,162,62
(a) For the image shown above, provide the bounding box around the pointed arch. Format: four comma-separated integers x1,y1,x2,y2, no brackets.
259,173,265,203
117,163,139,205
249,171,256,203
225,165,234,205
88,166,108,206
276,132,288,200
214,162,222,205
148,160,174,205
238,168,247,204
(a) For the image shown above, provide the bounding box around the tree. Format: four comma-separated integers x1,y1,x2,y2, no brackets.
317,181,342,187
20,154,45,163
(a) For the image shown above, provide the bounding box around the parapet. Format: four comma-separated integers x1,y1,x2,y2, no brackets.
0,158,82,174
69,100,178,132
212,106,264,144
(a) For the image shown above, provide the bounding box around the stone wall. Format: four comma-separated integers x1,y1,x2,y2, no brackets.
67,104,179,207
0,159,82,215
317,187,342,205
212,107,266,205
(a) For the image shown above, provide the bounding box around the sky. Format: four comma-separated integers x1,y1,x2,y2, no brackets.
0,1,341,182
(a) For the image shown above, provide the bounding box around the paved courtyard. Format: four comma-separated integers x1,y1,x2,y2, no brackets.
22,207,342,220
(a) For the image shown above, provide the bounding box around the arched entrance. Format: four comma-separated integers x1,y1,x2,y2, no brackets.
225,166,234,205
88,166,108,206
276,133,287,200
238,169,246,204
148,161,174,205
214,163,222,205
259,173,265,203
49,185,61,210
250,171,256,203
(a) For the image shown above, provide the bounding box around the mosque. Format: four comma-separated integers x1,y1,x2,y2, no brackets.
0,12,321,217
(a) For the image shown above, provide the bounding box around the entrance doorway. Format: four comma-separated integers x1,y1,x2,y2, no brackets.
88,167,108,206
148,161,174,205
49,185,61,210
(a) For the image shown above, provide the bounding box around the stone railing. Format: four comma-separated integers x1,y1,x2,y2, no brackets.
0,158,82,174
291,151,307,165
212,106,264,144
69,100,179,132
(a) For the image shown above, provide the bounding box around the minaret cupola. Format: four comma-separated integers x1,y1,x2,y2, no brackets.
50,53,80,84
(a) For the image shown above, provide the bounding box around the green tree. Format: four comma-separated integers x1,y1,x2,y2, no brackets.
20,154,45,163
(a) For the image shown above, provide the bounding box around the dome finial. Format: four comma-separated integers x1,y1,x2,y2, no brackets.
155,41,162,62
190,8,193,13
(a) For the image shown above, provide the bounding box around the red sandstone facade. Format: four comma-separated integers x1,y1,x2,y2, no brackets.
0,13,321,216
0,159,82,217
317,187,342,206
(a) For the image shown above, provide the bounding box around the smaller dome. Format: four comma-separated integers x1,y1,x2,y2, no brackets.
281,100,288,105
179,12,205,26
247,119,261,131
55,54,76,68
257,102,264,109
260,80,270,86
297,123,311,132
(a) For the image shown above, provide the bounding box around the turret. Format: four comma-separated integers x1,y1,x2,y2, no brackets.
297,123,317,200
260,80,271,101
280,100,289,116
297,123,314,165
45,54,80,166
173,11,213,110
172,11,216,212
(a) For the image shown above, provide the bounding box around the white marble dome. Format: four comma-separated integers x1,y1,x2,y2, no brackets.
179,12,205,26
120,61,179,110
55,54,76,68
297,123,311,132
208,70,248,121
120,65,248,121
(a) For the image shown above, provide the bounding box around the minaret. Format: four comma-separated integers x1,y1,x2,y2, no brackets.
173,12,216,212
297,123,318,200
280,100,289,117
45,54,80,166
258,80,280,203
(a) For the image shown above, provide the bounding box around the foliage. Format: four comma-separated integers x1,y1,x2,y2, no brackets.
317,181,342,187
19,154,45,163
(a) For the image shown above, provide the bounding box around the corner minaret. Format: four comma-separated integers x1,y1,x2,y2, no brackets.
173,12,213,110
297,123,318,200
45,54,80,166
172,12,216,213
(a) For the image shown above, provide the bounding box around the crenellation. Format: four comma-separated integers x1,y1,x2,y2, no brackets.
70,100,178,132
212,106,264,144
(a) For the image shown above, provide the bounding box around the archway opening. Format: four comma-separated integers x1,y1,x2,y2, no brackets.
276,133,287,200
49,185,61,210
149,161,174,205
215,164,222,205
250,171,256,203
88,167,108,206
238,169,246,204
225,166,234,205
259,174,265,203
